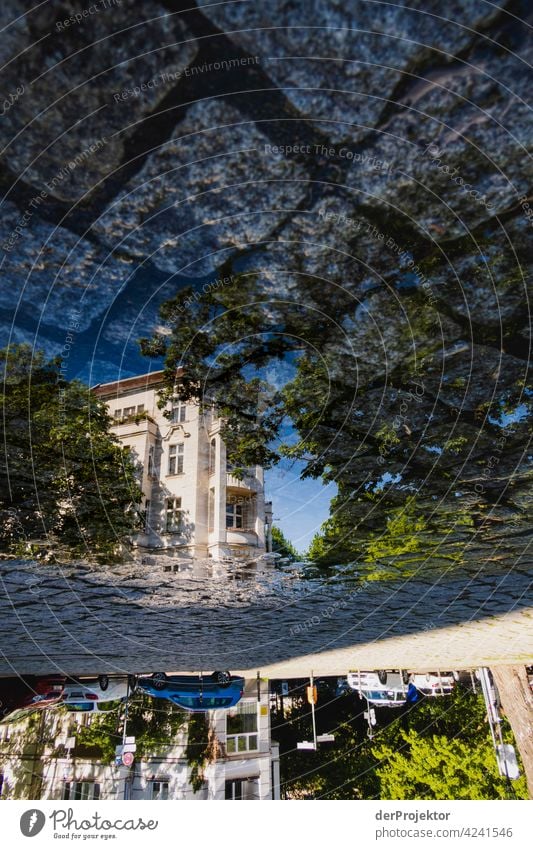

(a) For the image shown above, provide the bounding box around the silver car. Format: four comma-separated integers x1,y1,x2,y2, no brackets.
61,675,136,711
347,669,456,706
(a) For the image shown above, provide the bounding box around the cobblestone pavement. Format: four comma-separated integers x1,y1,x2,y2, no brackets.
0,557,531,677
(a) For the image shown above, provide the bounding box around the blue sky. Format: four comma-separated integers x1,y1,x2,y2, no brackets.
266,461,334,554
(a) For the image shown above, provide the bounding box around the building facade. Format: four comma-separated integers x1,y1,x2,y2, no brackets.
0,680,280,801
93,371,272,561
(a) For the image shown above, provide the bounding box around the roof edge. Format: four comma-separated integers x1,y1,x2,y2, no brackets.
92,368,182,398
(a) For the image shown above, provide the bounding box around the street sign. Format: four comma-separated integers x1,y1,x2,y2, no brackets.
297,741,316,750
116,743,136,754
316,734,335,743
122,751,134,767
306,685,318,705
124,736,136,745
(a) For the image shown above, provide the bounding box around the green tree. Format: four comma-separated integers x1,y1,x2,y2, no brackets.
184,713,211,792
140,239,530,575
0,344,142,562
274,683,379,800
374,729,528,800
271,526,299,559
277,685,527,800
72,694,188,762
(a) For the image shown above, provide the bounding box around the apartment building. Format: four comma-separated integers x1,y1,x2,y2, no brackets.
0,680,280,801
93,371,272,561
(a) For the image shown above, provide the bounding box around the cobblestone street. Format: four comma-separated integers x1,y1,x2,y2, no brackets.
1,557,531,677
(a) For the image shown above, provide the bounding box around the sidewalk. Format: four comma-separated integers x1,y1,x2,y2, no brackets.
241,607,533,679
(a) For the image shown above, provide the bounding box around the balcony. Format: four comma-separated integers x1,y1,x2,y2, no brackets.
226,471,261,493
111,413,158,437
226,529,258,546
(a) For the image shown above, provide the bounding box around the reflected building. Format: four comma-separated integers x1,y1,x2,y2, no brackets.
93,371,272,561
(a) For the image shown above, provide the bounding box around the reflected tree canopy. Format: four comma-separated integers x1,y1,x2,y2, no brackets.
142,210,531,574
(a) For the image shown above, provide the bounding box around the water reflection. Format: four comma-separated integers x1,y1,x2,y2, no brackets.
1,551,532,675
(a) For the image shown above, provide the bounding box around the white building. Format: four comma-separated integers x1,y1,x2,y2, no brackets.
93,371,272,561
0,680,280,801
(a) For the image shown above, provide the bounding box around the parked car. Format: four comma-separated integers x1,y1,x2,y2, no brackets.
63,699,124,714
0,675,65,721
410,672,456,696
61,675,136,709
346,670,456,706
138,671,244,712
347,670,410,706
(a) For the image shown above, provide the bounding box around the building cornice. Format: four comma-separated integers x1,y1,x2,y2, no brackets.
92,368,183,399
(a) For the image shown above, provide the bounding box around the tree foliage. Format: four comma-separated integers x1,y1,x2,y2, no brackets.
141,232,531,571
184,713,211,792
276,684,528,800
0,345,142,562
271,526,299,559
72,694,188,763
374,729,528,800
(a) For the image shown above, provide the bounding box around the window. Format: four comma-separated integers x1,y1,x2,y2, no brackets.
113,409,122,421
171,401,186,423
208,488,215,533
226,501,243,529
226,701,258,753
209,438,216,474
147,445,155,477
165,498,183,534
137,404,144,414
151,781,169,800
123,406,135,418
168,443,184,475
225,778,259,800
63,782,100,800
226,496,254,530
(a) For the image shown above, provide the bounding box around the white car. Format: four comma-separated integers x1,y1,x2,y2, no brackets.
347,670,411,706
347,670,456,706
61,675,136,711
410,672,456,696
